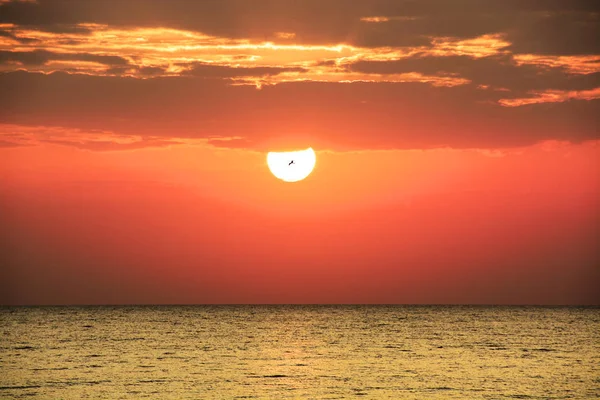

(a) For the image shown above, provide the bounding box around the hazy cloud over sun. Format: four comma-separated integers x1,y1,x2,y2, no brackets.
0,0,598,150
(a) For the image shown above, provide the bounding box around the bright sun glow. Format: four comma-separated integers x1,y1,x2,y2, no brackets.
267,147,316,182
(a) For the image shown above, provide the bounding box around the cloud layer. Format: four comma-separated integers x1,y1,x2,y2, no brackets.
0,0,598,150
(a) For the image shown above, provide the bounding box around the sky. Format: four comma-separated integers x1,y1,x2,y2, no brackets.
1,0,598,305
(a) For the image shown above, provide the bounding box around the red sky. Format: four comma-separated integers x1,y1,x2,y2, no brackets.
1,0,599,305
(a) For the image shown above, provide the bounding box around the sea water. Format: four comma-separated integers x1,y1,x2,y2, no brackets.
1,305,599,399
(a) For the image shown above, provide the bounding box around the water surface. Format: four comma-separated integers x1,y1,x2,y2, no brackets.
1,305,599,399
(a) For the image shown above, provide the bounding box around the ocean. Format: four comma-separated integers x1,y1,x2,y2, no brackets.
1,305,599,399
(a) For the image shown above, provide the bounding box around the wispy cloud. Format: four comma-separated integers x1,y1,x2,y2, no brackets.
429,34,511,58
360,16,419,23
360,16,390,23
274,32,296,39
232,70,470,89
0,124,192,151
1,21,593,97
0,1,597,152
0,23,521,89
513,54,600,75
499,87,600,107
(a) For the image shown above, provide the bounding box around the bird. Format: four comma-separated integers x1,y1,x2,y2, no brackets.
289,160,295,166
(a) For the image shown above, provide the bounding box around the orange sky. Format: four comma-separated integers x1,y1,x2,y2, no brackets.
1,0,599,304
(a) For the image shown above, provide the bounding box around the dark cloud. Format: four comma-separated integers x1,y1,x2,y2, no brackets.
39,137,182,151
20,23,94,34
0,28,40,44
356,14,510,45
105,66,131,75
0,139,28,147
137,66,165,76
0,71,597,150
346,21,433,48
186,63,307,78
315,60,338,67
349,55,600,93
506,11,600,55
0,50,130,66
1,0,598,52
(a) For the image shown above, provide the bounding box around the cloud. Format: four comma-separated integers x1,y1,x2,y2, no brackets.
137,66,166,76
348,54,600,94
233,70,469,89
186,63,307,79
506,10,600,56
1,0,596,51
360,16,390,23
0,139,30,147
498,87,600,107
360,16,420,23
1,71,598,151
0,6,596,90
428,34,511,58
0,49,129,66
512,54,600,75
274,32,295,39
0,124,188,151
0,22,504,86
0,1,597,151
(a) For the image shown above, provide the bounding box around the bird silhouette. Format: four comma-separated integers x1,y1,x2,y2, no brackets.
289,160,295,166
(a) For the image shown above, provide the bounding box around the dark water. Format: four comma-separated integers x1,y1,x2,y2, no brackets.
1,306,599,399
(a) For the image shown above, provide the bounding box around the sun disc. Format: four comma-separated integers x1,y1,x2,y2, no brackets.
266,147,316,182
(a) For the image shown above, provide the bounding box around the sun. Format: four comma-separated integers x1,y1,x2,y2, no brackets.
267,147,316,182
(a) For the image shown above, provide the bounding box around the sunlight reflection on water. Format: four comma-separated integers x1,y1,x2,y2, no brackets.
1,305,599,399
